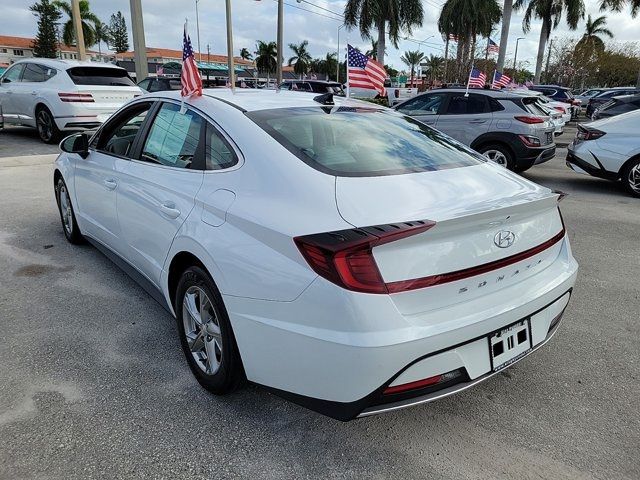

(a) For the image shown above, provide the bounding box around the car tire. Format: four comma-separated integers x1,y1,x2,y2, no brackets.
175,266,245,395
36,105,61,144
621,157,640,198
55,177,84,244
477,144,515,171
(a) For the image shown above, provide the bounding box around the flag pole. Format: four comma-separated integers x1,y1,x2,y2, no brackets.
465,64,473,97
225,0,235,91
345,42,350,99
491,70,496,90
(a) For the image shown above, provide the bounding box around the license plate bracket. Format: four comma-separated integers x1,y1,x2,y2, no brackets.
489,319,532,372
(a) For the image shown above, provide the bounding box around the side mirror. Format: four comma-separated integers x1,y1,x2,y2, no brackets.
60,133,89,158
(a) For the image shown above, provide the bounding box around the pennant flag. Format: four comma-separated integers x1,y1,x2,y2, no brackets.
347,44,387,96
492,71,511,89
181,22,202,98
467,68,486,88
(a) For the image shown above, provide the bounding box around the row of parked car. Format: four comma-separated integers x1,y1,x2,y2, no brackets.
1,58,639,196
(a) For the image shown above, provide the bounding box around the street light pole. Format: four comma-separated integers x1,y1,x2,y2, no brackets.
129,0,148,81
337,24,345,82
276,0,283,84
513,37,524,78
225,0,235,90
195,0,202,62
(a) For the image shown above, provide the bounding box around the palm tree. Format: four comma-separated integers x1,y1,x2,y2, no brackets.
438,0,502,81
400,50,425,86
600,0,640,86
497,1,514,71
255,41,277,81
93,20,111,58
53,0,100,48
239,47,253,61
365,39,378,59
424,54,445,81
575,15,613,54
320,52,338,80
288,40,312,78
514,0,585,83
343,0,424,66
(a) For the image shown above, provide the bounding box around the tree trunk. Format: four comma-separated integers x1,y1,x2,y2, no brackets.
534,16,550,83
410,66,414,87
637,66,640,88
377,19,386,66
443,38,449,82
497,0,512,71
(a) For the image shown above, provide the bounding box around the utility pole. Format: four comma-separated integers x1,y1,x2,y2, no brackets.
195,0,202,62
513,37,524,79
496,0,513,72
225,0,235,89
206,44,210,85
71,0,86,60
276,0,283,84
129,0,148,81
544,38,554,84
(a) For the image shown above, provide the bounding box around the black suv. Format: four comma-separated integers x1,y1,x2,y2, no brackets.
279,80,345,96
592,94,640,120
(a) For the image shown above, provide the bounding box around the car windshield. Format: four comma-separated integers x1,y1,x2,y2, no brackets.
67,67,135,86
247,107,483,176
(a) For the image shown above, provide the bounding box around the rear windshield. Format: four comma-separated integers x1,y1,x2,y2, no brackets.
67,67,135,86
247,107,483,176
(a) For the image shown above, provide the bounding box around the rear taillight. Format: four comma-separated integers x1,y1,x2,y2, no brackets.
553,106,566,113
518,134,541,147
58,92,94,103
576,125,605,141
294,220,436,294
383,369,463,395
514,115,545,124
553,189,568,202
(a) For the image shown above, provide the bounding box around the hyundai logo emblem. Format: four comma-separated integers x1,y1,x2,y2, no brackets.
494,230,516,248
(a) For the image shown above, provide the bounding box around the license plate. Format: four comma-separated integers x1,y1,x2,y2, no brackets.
546,132,553,144
489,320,532,372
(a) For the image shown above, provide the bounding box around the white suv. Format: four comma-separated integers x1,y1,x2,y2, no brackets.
0,59,141,143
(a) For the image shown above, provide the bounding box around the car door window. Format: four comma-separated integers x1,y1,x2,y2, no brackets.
1,64,24,83
141,102,203,169
21,63,56,82
397,94,444,115
97,102,153,157
444,94,489,115
138,78,151,90
206,124,238,170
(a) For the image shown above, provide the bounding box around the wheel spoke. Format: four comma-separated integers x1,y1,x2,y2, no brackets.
182,285,223,376
184,291,202,326
204,335,220,374
188,328,205,353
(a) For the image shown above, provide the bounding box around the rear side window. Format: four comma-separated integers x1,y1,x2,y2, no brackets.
67,67,135,86
141,103,203,169
247,107,482,177
444,94,489,115
21,63,56,82
206,124,238,170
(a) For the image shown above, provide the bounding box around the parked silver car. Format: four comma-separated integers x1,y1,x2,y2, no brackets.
395,89,556,172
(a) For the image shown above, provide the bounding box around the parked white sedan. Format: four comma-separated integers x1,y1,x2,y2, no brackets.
567,109,640,197
0,58,141,143
53,89,578,420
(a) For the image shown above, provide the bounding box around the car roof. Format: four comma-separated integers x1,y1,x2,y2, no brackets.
282,79,341,85
531,84,570,90
11,58,125,71
613,93,640,102
427,88,529,99
158,88,381,112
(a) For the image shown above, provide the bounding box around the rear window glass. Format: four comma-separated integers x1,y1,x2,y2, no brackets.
247,107,483,177
67,67,135,86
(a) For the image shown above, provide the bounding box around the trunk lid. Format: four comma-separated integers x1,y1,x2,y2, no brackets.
335,163,564,314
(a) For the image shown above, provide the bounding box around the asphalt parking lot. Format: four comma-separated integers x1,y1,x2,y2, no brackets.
0,125,638,480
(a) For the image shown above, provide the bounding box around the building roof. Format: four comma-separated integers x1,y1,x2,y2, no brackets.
0,35,97,54
115,47,253,65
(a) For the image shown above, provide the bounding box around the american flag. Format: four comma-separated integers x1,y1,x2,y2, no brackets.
491,71,511,89
487,38,499,54
181,23,202,98
467,68,486,88
347,44,387,96
448,34,459,42
524,80,534,88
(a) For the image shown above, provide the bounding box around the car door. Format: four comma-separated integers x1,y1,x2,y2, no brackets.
73,101,154,255
116,101,205,286
434,93,492,145
395,92,445,126
0,64,25,123
15,63,57,124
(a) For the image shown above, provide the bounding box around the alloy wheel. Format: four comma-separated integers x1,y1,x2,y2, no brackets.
182,286,223,375
37,110,53,142
58,184,73,235
628,163,640,194
483,149,508,167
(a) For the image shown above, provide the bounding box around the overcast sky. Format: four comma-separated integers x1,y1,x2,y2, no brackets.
3,0,639,71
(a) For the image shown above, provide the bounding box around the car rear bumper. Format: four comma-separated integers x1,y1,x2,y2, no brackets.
566,146,619,181
225,235,578,420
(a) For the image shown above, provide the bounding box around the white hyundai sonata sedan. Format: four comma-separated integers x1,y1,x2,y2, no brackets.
53,89,578,420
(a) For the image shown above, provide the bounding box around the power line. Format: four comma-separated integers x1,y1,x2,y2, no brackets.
296,0,344,18
276,0,343,22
